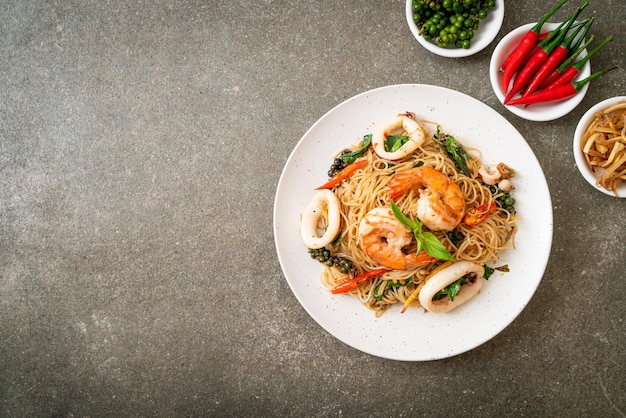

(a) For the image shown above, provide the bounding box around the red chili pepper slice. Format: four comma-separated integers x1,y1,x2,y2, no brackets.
330,268,391,294
463,203,497,227
315,159,367,190
500,0,570,92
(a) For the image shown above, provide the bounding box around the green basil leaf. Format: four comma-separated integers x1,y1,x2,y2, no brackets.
445,231,465,246
390,200,420,231
434,127,472,177
446,138,471,177
483,264,494,280
391,201,452,261
433,277,465,301
421,232,454,260
373,282,387,301
385,135,409,153
415,238,423,258
331,232,343,246
342,134,372,164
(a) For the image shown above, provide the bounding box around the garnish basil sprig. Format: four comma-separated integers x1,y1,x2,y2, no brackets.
342,134,372,164
434,127,472,177
390,200,453,261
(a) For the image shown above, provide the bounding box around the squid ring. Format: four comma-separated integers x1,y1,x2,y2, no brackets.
372,113,426,160
300,189,341,249
419,261,485,313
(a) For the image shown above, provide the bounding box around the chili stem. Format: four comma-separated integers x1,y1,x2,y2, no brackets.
510,21,584,73
500,0,570,92
504,0,588,103
531,0,571,33
538,35,594,90
522,16,592,97
546,36,613,90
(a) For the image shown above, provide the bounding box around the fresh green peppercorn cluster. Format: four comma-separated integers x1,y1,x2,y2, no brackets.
412,0,496,49
489,185,516,212
327,149,351,177
308,248,354,274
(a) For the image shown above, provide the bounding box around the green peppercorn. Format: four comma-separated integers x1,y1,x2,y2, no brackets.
412,0,494,49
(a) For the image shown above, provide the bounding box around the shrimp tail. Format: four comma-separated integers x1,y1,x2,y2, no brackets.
405,250,437,269
387,171,415,201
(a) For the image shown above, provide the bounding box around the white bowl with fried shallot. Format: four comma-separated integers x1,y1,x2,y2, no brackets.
573,96,626,198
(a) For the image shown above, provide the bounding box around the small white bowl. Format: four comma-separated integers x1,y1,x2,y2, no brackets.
573,96,626,198
489,22,591,121
406,0,504,58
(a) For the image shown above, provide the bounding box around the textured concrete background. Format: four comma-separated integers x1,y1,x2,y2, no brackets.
1,0,625,416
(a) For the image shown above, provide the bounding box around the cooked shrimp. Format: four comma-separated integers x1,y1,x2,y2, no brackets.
388,166,465,231
358,207,435,270
372,112,426,160
300,189,341,249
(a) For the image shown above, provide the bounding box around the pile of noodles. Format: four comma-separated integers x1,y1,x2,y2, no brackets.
320,121,517,316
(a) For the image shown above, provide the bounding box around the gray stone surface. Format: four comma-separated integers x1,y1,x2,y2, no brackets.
1,1,625,416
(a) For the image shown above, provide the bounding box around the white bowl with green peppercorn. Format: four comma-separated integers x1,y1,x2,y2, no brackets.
406,0,504,58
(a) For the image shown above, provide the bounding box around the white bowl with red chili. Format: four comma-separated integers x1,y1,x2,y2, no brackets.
490,22,592,121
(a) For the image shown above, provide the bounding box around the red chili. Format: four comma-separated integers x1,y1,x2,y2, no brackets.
538,35,594,90
500,31,555,72
330,268,391,294
500,33,539,93
503,42,557,103
315,159,367,190
545,36,613,91
522,17,592,98
500,31,550,72
507,67,617,107
500,0,570,92
503,1,587,104
463,203,496,226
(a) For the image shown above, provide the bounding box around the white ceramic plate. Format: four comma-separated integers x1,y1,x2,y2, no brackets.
490,22,591,121
406,0,504,58
573,96,626,198
273,84,553,361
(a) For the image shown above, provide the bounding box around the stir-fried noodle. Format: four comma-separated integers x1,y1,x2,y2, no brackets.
580,100,626,195
308,119,517,316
